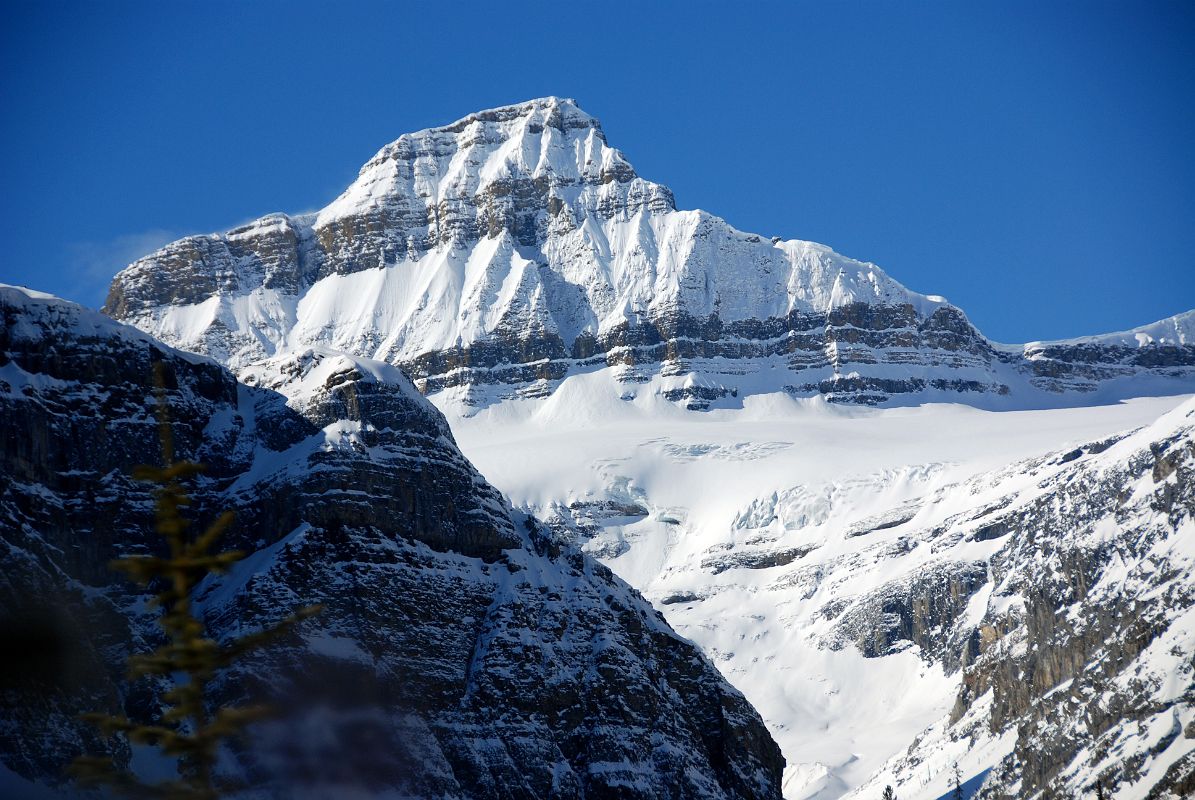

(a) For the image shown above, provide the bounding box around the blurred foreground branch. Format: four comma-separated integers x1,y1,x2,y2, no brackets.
70,362,320,799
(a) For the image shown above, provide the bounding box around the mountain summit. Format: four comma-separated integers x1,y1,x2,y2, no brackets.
104,98,1195,409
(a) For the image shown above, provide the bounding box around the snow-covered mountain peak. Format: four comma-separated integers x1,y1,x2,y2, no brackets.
104,100,1195,409
383,96,600,148
315,96,656,231
366,96,605,165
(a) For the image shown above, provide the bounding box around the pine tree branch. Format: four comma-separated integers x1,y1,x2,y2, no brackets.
70,361,321,798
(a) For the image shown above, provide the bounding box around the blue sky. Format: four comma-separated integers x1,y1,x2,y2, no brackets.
1,0,1192,342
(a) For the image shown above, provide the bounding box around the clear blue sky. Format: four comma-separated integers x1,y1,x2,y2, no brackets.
2,0,1192,342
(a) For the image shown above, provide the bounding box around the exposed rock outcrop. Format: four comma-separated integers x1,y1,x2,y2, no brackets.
843,401,1195,799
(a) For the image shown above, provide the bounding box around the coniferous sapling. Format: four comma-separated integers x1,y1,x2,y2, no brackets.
70,363,320,798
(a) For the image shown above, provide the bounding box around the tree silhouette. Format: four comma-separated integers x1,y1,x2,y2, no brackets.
70,363,320,798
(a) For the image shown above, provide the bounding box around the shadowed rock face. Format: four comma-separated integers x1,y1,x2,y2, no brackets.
825,559,990,671
102,98,1195,408
0,287,784,798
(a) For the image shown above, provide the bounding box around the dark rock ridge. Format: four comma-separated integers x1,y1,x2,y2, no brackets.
102,97,1195,409
0,286,784,798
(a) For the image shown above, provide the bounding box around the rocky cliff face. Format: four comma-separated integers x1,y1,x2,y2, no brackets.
103,97,1195,409
0,286,784,798
838,400,1195,799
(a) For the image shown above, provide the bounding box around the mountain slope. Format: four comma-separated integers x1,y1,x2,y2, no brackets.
438,374,1193,799
844,397,1195,799
0,285,784,798
103,97,1195,409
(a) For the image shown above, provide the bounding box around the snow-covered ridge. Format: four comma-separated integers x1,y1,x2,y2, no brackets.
316,96,631,227
1,283,210,366
1024,307,1195,348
